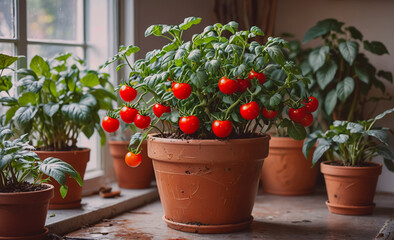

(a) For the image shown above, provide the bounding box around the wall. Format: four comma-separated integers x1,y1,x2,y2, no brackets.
275,0,394,193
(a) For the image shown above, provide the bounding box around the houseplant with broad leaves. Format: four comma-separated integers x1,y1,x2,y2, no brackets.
100,17,313,233
0,53,116,209
0,124,82,239
289,18,392,131
303,107,394,215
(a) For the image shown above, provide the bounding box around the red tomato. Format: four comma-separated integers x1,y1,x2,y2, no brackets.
102,116,119,133
173,82,192,99
153,103,171,118
248,70,266,84
125,152,142,167
218,77,239,95
212,120,232,138
179,116,200,134
134,114,151,129
237,78,251,93
299,113,314,127
303,96,319,113
240,101,260,120
119,85,137,102
289,107,306,123
262,107,278,119
119,106,138,124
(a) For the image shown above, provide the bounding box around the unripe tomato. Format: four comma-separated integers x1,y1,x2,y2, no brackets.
173,82,192,99
218,77,239,95
303,96,319,113
153,103,171,118
134,114,151,129
125,152,142,167
212,120,232,138
102,116,119,133
299,113,314,127
289,107,306,123
179,116,200,134
248,70,266,84
119,106,138,124
262,107,278,119
237,78,251,93
119,85,137,102
240,101,260,120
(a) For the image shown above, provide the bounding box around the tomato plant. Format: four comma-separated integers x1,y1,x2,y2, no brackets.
125,152,142,167
119,85,137,102
212,120,232,138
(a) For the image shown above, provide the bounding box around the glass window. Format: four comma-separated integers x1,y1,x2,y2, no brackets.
0,0,16,39
27,44,83,62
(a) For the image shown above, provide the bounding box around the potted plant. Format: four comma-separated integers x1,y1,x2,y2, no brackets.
304,108,394,215
101,17,312,233
0,53,116,209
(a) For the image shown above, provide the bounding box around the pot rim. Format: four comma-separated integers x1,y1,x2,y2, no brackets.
0,183,54,196
321,161,382,176
34,148,91,154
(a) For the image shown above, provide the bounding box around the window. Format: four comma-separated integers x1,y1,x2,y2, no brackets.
0,0,119,194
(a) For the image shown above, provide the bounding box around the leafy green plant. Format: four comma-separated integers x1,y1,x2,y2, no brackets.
100,17,314,160
289,18,392,130
0,126,83,197
0,53,116,151
303,107,394,171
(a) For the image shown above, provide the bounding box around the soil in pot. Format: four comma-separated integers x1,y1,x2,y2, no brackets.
109,140,154,189
0,183,54,240
35,149,90,209
261,137,319,195
147,134,270,234
321,161,382,215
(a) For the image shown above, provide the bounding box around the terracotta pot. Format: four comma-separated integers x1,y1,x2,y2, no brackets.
321,161,382,215
261,137,318,195
35,149,90,209
147,134,270,234
109,140,154,189
0,183,54,240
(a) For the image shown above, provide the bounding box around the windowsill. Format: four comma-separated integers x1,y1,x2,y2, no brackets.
46,182,159,236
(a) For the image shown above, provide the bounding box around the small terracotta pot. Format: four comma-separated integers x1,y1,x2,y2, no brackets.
35,149,90,209
109,140,154,189
261,137,318,195
147,134,270,234
321,161,382,215
0,183,54,240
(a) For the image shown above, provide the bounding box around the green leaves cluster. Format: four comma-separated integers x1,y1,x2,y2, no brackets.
0,127,82,197
303,107,394,171
0,53,116,150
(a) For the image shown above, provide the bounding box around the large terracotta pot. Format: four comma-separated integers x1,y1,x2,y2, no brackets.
0,183,54,240
35,149,90,209
109,140,154,189
321,161,382,215
261,137,318,195
147,134,270,234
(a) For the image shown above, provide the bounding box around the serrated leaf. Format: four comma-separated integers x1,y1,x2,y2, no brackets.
336,77,354,102
324,89,337,115
338,41,358,65
316,60,337,90
266,45,285,66
308,46,329,72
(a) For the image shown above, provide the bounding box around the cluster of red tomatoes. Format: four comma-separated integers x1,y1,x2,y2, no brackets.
288,96,319,127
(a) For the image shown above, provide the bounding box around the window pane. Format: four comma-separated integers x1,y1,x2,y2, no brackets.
27,44,83,62
0,0,16,38
27,0,83,41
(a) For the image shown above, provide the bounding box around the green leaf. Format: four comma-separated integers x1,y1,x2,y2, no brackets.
60,185,68,199
145,24,163,37
18,92,36,106
377,70,393,83
332,134,349,143
5,106,18,124
43,103,60,117
312,144,330,165
377,145,394,160
336,77,354,102
55,53,72,61
48,80,58,97
222,95,234,104
288,122,307,140
354,65,369,84
303,137,317,159
374,107,394,120
13,106,37,127
346,122,364,133
300,61,312,76
30,55,50,77
0,75,13,92
324,89,337,115
61,103,91,123
80,94,97,107
17,75,45,93
205,59,221,74
308,46,329,72
179,17,201,31
365,130,390,145
317,19,344,32
120,45,140,56
39,157,83,189
81,73,100,87
188,49,201,62
384,159,394,172
269,93,282,108
250,26,264,37
364,41,389,55
0,54,19,69
190,70,207,88
303,26,329,43
345,26,363,41
338,41,358,65
316,60,337,90
129,132,143,148
266,45,285,66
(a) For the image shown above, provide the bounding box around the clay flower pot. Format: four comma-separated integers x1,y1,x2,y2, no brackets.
35,149,90,209
0,183,54,240
109,140,154,189
321,161,382,215
147,134,270,234
261,137,318,195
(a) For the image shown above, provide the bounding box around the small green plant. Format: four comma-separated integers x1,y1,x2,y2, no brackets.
0,53,116,151
0,126,83,197
303,107,394,171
